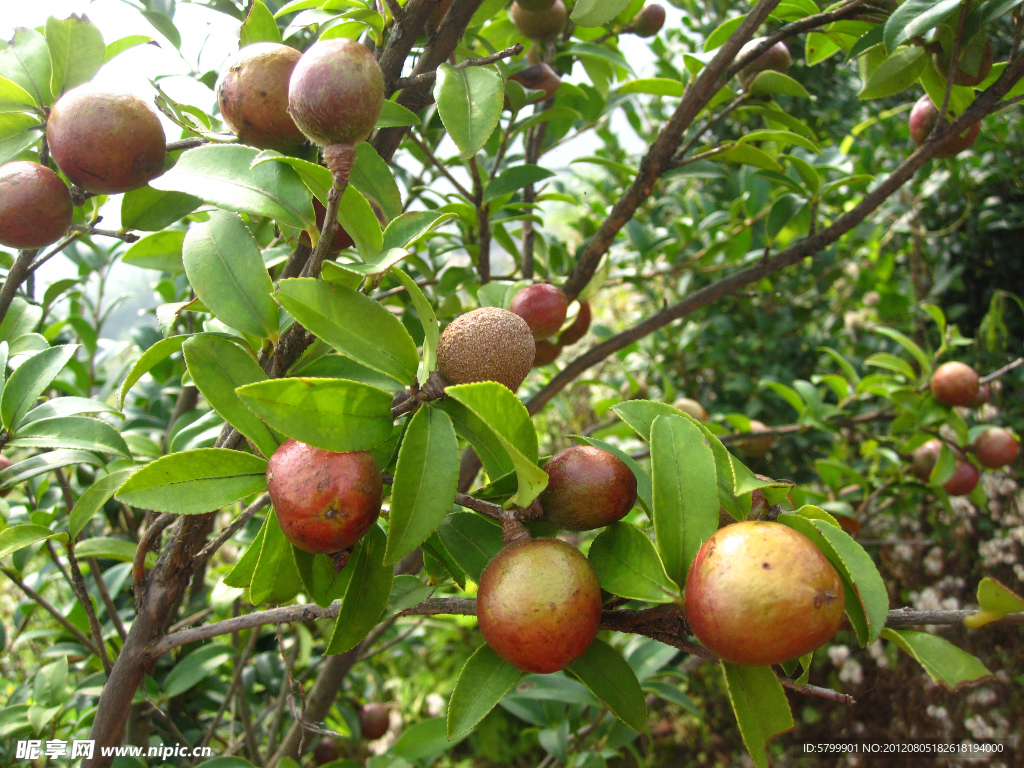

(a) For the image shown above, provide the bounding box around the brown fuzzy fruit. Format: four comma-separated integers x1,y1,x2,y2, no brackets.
934,39,993,87
909,96,980,158
631,4,666,37
735,419,773,457
973,427,1018,469
436,307,535,391
0,455,12,497
509,283,569,340
507,63,562,107
0,162,73,249
533,339,562,367
359,703,390,740
970,384,991,408
510,0,567,40
943,460,980,496
685,521,845,666
216,43,306,152
930,361,980,406
673,397,707,421
738,38,792,87
46,86,166,194
287,38,384,149
540,446,638,531
266,439,382,555
477,537,601,673
910,438,943,482
557,300,591,345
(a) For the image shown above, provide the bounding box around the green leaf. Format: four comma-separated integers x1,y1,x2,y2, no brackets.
566,638,647,731
717,143,783,173
351,142,402,221
34,656,67,708
884,0,960,53
142,10,181,49
151,144,314,230
70,468,138,540
337,184,384,260
721,662,794,768
1,345,77,432
115,449,268,515
436,512,503,583
483,165,555,202
274,278,418,386
393,716,466,762
616,78,683,97
183,335,279,459
865,352,917,381
75,537,154,565
104,34,153,64
385,407,458,565
0,524,67,560
0,450,103,492
858,47,926,100
444,382,547,508
8,416,131,458
571,0,631,26
240,0,283,46
650,414,718,589
434,63,503,159
805,32,840,65
250,509,302,605
45,15,105,97
381,211,454,254
881,629,992,690
739,129,821,155
390,267,439,382
963,577,1024,628
570,435,652,514
746,70,810,98
376,99,421,128
870,325,931,379
162,644,233,699
588,522,678,602
224,516,268,589
121,187,200,233
384,573,433,616
0,113,42,166
236,377,393,452
119,335,188,408
777,513,889,645
326,525,393,654
183,211,280,340
293,546,354,608
122,231,186,272
0,28,53,107
0,75,37,112
0,297,42,344
447,645,521,740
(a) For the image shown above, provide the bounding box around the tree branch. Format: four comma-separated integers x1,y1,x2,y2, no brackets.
2,568,103,656
394,43,524,89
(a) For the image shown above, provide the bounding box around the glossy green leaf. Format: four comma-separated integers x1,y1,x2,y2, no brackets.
881,629,992,689
483,165,555,202
224,516,268,589
721,662,794,768
436,512,503,583
0,75,37,112
119,335,188,408
250,509,302,605
120,186,200,232
274,278,418,386
183,335,280,460
0,28,53,107
70,468,138,540
376,98,420,128
240,0,283,45
393,716,466,761
588,522,678,602
381,211,454,254
571,0,631,26
447,644,522,740
162,644,233,699
746,70,810,98
75,537,154,566
385,407,458,565
384,573,433,617
566,639,647,731
1,344,77,432
45,15,105,96
650,414,718,589
0,115,43,164
389,268,439,381
0,524,67,559
326,525,393,654
293,546,354,608
858,46,926,100
183,211,280,340
0,297,42,345
122,231,186,272
871,325,931,379
884,0,960,53
616,78,683,97
963,577,1024,628
337,184,384,260
236,377,393,452
434,63,503,159
8,416,131,458
151,144,314,229
0,450,104,492
351,142,402,221
740,129,821,155
445,382,547,508
104,34,153,63
115,449,268,515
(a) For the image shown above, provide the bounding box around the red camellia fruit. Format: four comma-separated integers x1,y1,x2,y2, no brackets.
510,0,567,40
930,361,980,406
934,39,993,87
970,384,991,408
358,703,390,740
540,445,638,531
908,95,980,158
509,283,569,340
0,162,73,249
47,86,166,194
506,63,562,107
557,300,591,345
910,438,943,482
631,4,666,37
737,38,792,87
532,339,562,366
216,43,306,152
943,460,980,496
266,439,382,555
477,538,601,673
973,427,1018,469
735,419,773,457
685,521,845,666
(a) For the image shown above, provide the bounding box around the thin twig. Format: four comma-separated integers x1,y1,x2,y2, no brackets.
70,224,140,243
779,678,856,705
88,558,128,643
406,132,473,199
194,493,271,568
393,43,524,89
980,356,1023,384
2,568,102,655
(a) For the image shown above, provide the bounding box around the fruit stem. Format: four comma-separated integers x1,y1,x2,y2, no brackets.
304,143,356,279
500,515,532,545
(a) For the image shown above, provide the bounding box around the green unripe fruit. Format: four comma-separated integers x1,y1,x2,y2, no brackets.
436,307,536,391
477,537,602,673
540,446,637,531
0,162,73,249
510,0,567,40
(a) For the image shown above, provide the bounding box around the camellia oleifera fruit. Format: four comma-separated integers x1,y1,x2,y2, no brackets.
507,63,562,106
910,438,943,482
510,0,567,40
46,86,166,194
685,521,845,666
358,703,390,740
509,283,569,340
735,419,773,457
631,4,666,37
0,162,73,249
934,38,993,87
436,306,535,391
532,339,562,367
540,445,638,531
477,537,601,673
737,38,791,87
908,95,980,158
673,397,707,421
930,361,980,406
557,300,591,345
943,460,980,496
216,42,306,152
266,439,382,555
973,427,1018,469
